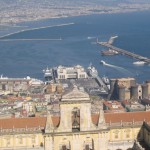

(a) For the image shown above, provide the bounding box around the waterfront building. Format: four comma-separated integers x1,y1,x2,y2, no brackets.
0,77,30,94
56,65,88,79
110,78,136,100
0,76,44,95
142,81,150,99
110,78,150,101
0,86,150,149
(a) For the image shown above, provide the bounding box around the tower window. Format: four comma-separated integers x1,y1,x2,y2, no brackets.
85,145,90,150
61,145,70,150
115,134,118,139
62,145,67,150
85,144,93,150
126,134,130,138
72,108,80,132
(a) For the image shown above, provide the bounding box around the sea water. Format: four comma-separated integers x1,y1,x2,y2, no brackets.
0,11,150,83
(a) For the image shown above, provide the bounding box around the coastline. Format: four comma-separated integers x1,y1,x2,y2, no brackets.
1,10,150,38
1,7,150,26
0,10,149,82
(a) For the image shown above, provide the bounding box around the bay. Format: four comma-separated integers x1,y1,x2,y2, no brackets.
0,11,150,83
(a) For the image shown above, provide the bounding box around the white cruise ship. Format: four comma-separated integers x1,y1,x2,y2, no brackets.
43,67,53,82
87,64,98,77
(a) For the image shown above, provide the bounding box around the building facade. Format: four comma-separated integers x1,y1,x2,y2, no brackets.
110,78,150,101
56,65,87,79
0,87,150,150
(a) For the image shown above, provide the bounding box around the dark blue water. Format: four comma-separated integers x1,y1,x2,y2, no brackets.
0,11,150,83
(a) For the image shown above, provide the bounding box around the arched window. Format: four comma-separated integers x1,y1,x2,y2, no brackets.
83,137,94,150
125,129,131,139
115,133,118,139
72,107,80,132
62,145,67,150
17,136,23,144
113,130,120,139
6,138,10,145
19,137,23,144
31,135,36,144
59,139,71,150
40,142,43,147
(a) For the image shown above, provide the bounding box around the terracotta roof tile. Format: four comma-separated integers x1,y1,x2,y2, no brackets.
0,111,150,129
0,117,46,129
104,111,150,123
92,111,150,125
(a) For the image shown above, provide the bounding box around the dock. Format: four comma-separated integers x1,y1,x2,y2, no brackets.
0,38,62,41
95,76,109,93
97,41,150,64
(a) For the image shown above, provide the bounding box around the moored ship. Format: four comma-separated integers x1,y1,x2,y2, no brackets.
102,76,110,90
43,67,53,83
87,64,98,77
101,49,118,56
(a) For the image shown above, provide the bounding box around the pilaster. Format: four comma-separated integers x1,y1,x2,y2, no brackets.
45,136,53,150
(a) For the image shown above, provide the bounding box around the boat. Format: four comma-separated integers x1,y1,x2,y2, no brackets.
133,61,146,65
0,75,8,79
100,60,106,65
102,76,110,85
87,63,98,77
101,49,118,56
43,67,53,82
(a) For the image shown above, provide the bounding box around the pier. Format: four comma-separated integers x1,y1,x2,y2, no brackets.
95,76,109,93
97,41,150,64
0,38,62,41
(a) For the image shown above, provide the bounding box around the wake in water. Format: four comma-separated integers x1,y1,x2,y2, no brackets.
0,23,75,39
87,36,96,40
108,35,118,44
100,60,133,76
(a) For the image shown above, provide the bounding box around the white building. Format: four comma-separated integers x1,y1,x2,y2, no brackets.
22,101,34,114
56,65,87,79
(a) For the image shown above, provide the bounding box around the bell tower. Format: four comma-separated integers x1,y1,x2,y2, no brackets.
44,86,108,150
56,86,96,132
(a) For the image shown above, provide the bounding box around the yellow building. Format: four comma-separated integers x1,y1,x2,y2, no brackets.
0,86,150,150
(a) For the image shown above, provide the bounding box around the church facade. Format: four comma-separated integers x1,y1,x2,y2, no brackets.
0,87,150,150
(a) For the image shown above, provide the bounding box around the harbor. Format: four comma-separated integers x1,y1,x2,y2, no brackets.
97,41,150,64
43,65,110,96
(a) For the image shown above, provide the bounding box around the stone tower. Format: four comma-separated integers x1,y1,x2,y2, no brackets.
56,86,96,132
45,86,107,150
